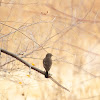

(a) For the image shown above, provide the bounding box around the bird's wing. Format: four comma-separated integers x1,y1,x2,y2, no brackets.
43,58,52,66
43,58,48,66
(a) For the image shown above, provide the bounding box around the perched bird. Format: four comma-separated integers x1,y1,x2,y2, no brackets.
43,53,53,78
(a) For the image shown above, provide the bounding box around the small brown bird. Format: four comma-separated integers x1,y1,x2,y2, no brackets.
43,53,53,78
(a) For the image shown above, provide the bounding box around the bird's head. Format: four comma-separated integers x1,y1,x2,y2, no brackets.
46,53,53,58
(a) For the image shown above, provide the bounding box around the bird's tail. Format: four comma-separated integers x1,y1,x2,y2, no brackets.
45,71,49,78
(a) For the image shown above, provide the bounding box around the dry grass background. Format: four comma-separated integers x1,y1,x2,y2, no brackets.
0,0,100,100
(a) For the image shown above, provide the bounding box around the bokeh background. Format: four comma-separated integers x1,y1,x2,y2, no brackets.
0,0,100,100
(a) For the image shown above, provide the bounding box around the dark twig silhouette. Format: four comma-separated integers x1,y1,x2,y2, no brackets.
0,48,45,75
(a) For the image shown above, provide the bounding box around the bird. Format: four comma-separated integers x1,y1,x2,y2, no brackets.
43,53,53,78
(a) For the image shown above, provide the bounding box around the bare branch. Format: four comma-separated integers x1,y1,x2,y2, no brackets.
0,48,45,75
0,22,48,53
50,76,70,92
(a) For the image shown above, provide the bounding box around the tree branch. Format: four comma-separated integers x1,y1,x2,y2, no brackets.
0,48,45,75
49,76,70,92
0,48,70,92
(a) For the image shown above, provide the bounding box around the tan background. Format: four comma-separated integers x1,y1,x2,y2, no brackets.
0,0,100,100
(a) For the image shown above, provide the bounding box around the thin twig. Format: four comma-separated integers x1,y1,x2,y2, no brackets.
49,76,70,92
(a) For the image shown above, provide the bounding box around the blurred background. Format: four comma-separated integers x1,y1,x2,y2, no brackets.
0,0,100,100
